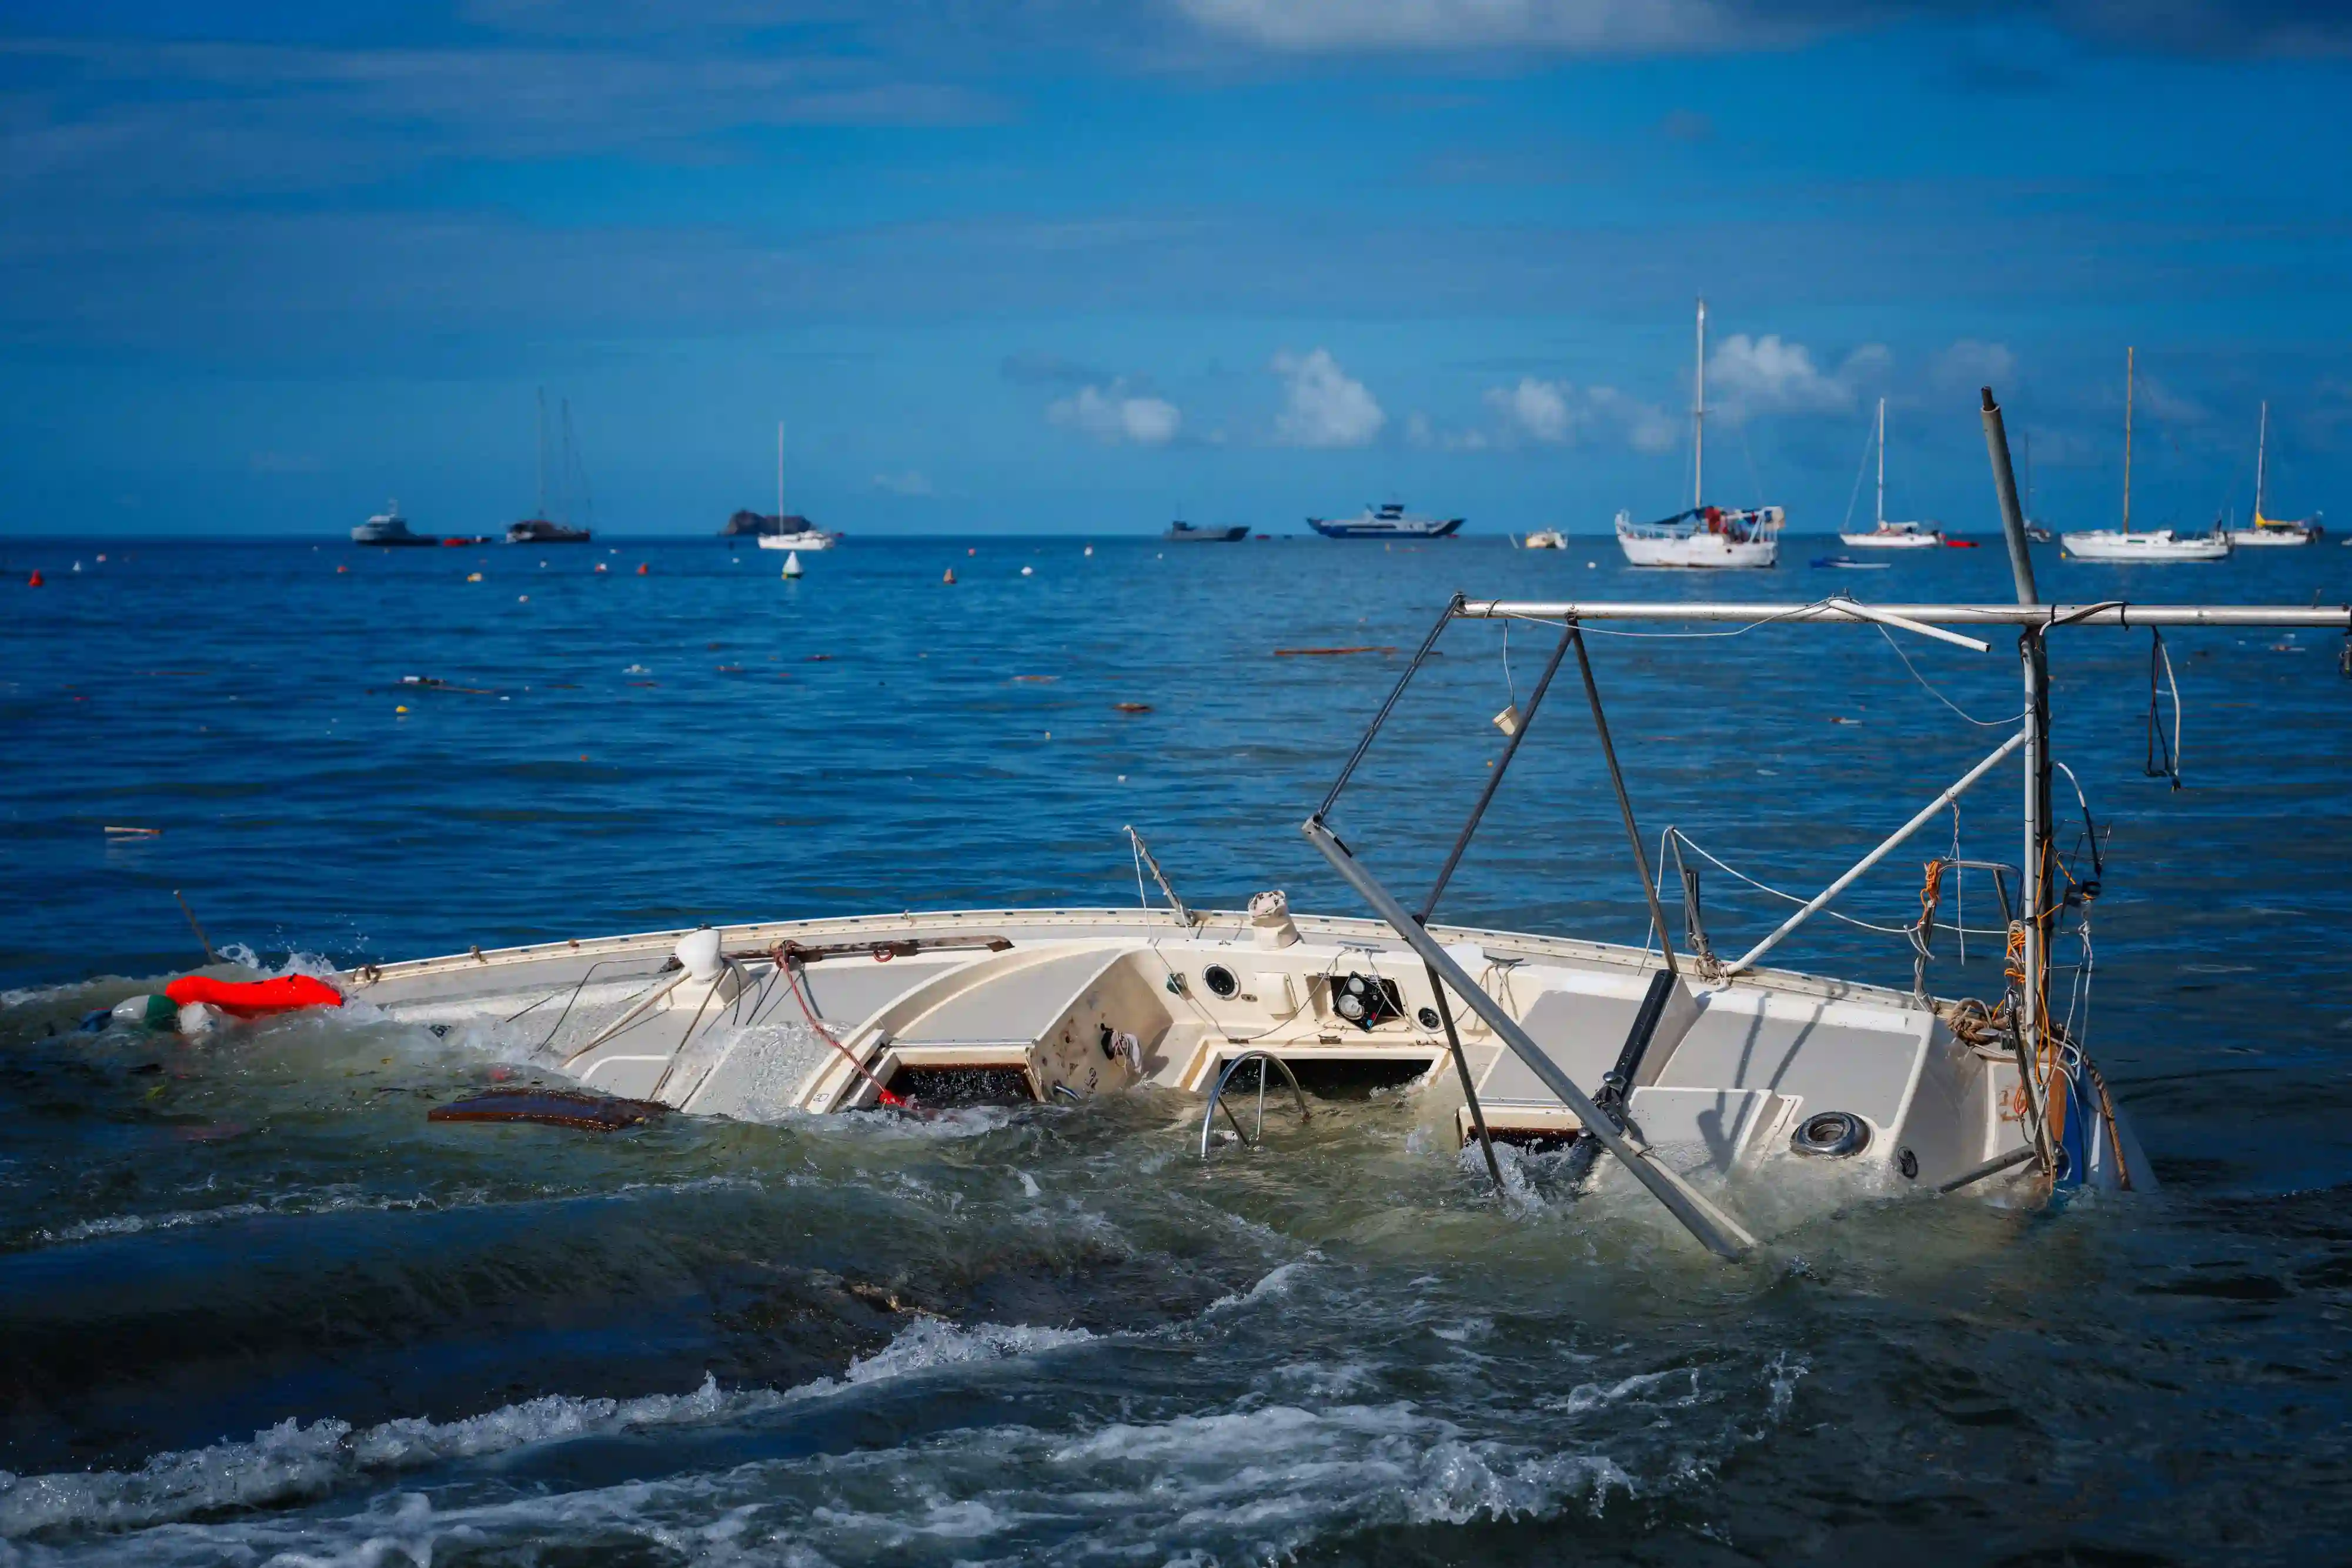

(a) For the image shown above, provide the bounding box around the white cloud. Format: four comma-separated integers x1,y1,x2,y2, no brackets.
1471,377,1677,452
871,469,935,496
1705,334,1882,420
1485,377,1574,443
1271,347,1385,447
1933,339,2017,391
1048,382,1182,446
1175,0,1788,53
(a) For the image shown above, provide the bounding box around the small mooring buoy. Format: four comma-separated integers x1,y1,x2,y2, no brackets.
783,551,803,579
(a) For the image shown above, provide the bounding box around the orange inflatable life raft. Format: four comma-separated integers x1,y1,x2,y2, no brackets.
165,974,344,1017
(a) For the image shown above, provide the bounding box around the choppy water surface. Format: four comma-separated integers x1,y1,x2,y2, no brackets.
4,535,2351,1564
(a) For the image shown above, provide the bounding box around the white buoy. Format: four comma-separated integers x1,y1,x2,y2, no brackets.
1084,544,1094,557
783,551,803,579
1020,564,1034,577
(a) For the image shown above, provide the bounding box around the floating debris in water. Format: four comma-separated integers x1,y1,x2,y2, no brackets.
429,1087,667,1132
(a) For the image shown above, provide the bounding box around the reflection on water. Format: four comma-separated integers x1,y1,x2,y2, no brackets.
4,537,2351,1562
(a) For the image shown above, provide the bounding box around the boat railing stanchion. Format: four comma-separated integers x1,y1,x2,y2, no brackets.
1304,817,1756,1261
1411,613,1578,1192
1124,825,1197,928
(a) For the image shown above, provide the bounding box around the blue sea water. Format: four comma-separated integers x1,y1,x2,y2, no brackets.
2,533,2351,1564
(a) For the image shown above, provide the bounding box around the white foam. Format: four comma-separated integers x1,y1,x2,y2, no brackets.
1205,1256,1317,1315
0,1375,781,1540
0,1318,1094,1543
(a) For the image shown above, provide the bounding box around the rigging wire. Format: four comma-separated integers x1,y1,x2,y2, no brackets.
1872,622,2027,728
1840,414,1876,534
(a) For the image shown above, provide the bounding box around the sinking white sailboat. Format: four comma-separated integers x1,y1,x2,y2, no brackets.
312,393,2348,1262
1615,299,1783,569
2225,402,2323,546
2063,349,2230,563
1840,399,1945,548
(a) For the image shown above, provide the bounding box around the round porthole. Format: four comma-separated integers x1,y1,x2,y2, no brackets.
1415,1005,1442,1030
1790,1110,1870,1159
1203,964,1240,999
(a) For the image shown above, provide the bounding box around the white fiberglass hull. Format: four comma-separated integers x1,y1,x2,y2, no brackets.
1522,531,1566,550
340,901,2134,1240
2224,529,2318,547
2062,530,2229,562
1838,530,1943,549
756,532,836,551
1617,530,1778,569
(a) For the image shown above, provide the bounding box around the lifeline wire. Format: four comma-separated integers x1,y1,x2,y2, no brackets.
1646,825,2013,950
1873,622,2027,728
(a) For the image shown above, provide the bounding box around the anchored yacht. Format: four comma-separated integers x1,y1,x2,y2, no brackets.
1840,400,1945,549
2063,349,2228,563
741,424,838,551
1616,300,1783,569
2225,402,2323,546
507,389,595,546
352,502,437,547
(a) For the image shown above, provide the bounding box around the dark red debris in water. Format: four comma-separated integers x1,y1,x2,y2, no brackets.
427,1088,667,1132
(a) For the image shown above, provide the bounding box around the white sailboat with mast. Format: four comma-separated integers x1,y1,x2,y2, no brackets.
2225,402,2323,546
2062,348,2229,562
1615,299,1783,568
1840,398,1945,548
754,423,839,551
319,385,2352,1261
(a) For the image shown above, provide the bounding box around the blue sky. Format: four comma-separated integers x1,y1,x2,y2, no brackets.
3,1,2347,537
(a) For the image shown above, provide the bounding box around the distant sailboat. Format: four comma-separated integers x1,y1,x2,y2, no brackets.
2019,429,2053,544
2062,348,2229,563
1615,299,1783,569
751,423,840,551
2225,402,2323,546
1839,399,1943,548
507,389,592,544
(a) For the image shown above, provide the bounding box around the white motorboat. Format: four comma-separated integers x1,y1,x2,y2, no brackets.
2063,348,2230,563
746,424,840,551
1839,400,1945,549
1615,300,1782,569
2224,402,2323,546
1521,530,1566,550
352,501,436,547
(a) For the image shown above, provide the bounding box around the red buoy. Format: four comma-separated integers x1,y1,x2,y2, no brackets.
27,571,42,587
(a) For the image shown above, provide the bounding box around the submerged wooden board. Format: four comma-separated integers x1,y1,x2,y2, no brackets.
428,1087,667,1132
